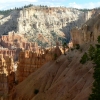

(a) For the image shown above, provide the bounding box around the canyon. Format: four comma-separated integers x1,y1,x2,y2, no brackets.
0,6,97,46
9,50,94,100
0,6,100,100
0,29,62,99
71,13,100,45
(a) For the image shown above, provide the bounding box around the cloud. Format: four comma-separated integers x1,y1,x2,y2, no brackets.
68,2,81,8
0,0,67,10
38,0,65,2
0,5,5,10
0,1,100,10
0,0,38,10
0,0,37,4
34,1,64,7
68,2,100,9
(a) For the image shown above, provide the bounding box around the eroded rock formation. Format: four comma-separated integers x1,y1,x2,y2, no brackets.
1,6,100,100
9,50,94,100
0,31,39,61
1,6,99,45
0,54,15,97
71,14,100,46
17,50,46,82
17,43,62,82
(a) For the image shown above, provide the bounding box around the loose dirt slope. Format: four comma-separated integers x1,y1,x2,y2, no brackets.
9,50,94,100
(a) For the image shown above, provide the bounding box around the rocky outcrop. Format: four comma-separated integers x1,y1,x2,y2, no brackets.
17,42,62,83
17,50,51,82
9,50,94,100
0,31,40,61
71,14,100,45
0,54,14,96
0,31,27,49
0,10,19,34
17,7,86,44
3,7,100,100
0,7,99,46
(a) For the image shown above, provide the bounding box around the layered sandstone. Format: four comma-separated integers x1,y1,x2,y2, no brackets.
0,7,98,45
9,49,94,100
17,43,62,82
1,6,100,100
0,31,39,61
71,14,100,46
0,54,14,97
17,50,46,82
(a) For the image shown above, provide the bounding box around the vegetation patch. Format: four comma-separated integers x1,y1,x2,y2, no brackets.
34,89,39,94
80,36,100,100
75,44,80,50
62,42,68,55
80,52,89,64
54,53,58,60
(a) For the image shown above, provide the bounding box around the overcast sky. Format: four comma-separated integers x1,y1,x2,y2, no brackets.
0,0,100,10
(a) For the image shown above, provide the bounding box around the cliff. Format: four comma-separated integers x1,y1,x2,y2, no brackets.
9,50,94,100
0,6,98,46
7,7,100,100
71,13,100,46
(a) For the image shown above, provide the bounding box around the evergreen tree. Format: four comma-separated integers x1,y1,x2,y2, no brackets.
88,45,95,60
80,36,100,100
80,52,89,64
62,42,68,55
75,44,80,50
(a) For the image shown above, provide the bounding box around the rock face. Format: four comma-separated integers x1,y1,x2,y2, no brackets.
17,50,51,82
0,31,40,61
0,31,27,49
17,43,62,83
71,14,100,45
0,6,98,45
0,10,19,34
0,54,14,96
9,50,94,100
0,35,62,98
1,6,100,100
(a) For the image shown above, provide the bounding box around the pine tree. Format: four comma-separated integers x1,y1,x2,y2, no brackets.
80,52,89,64
80,36,100,100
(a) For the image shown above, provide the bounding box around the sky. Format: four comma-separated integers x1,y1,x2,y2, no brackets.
0,0,100,10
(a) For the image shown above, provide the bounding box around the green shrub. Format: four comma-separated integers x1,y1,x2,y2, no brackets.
71,48,74,51
54,53,57,60
80,52,89,64
97,36,100,43
75,44,80,50
62,42,68,55
34,89,39,94
79,36,100,100
88,36,100,100
88,45,95,60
